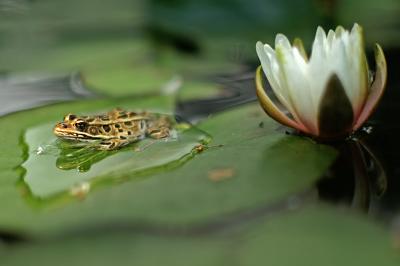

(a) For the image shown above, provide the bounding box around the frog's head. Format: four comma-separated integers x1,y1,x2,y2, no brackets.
53,114,91,140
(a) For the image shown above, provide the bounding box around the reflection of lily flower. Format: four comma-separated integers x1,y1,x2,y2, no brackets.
255,24,387,140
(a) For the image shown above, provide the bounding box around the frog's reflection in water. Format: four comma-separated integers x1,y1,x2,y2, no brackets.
55,140,116,172
55,134,179,172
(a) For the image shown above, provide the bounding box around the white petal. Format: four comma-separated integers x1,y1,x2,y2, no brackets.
309,27,332,115
351,23,361,37
330,24,368,117
275,43,318,133
349,24,368,116
327,30,335,48
256,41,296,116
256,41,271,77
275,34,291,50
256,42,280,96
309,24,368,120
335,25,346,38
312,27,328,59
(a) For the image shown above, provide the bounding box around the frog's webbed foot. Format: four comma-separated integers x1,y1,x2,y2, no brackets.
146,116,171,139
147,127,170,139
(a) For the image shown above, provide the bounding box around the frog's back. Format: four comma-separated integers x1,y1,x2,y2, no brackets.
54,108,172,150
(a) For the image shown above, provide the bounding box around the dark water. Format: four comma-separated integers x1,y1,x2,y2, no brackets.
175,71,258,122
335,48,400,222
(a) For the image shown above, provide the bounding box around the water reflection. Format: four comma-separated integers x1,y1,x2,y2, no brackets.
175,71,257,123
0,72,95,117
54,140,117,172
317,137,387,213
316,47,400,220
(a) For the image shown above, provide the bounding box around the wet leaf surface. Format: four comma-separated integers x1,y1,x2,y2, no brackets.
2,205,399,266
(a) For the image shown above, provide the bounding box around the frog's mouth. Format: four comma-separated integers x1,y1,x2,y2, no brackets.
58,136,98,142
54,129,91,140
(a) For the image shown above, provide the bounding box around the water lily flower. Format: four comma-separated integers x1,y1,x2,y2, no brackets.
255,24,387,140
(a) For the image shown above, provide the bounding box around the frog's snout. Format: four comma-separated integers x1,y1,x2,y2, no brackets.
54,122,68,130
59,122,68,129
53,122,70,135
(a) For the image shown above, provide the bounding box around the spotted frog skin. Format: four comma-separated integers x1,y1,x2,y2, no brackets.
53,109,171,150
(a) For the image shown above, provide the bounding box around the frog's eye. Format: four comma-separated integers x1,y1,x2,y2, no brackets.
74,121,88,131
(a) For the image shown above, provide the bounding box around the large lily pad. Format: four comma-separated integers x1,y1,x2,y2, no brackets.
0,99,336,237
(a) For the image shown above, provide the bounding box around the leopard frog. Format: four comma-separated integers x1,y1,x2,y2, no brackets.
53,109,171,150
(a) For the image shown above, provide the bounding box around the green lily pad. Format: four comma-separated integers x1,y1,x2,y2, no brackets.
2,205,399,266
21,120,209,200
0,101,336,237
